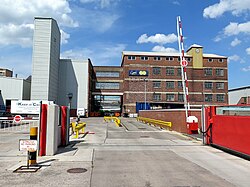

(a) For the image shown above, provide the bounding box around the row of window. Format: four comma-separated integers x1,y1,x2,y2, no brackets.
128,56,192,62
153,93,225,102
127,56,225,63
153,67,225,77
153,81,225,90
95,81,225,90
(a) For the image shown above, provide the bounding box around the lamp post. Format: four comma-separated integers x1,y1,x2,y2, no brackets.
144,78,147,110
67,92,73,111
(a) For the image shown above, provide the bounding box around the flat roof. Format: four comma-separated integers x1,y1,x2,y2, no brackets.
228,86,250,92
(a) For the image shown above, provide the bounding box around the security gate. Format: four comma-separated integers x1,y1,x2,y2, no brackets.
204,105,250,158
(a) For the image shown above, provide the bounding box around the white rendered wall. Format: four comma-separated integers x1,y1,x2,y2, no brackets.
229,88,250,104
31,18,60,103
58,59,89,109
0,77,30,104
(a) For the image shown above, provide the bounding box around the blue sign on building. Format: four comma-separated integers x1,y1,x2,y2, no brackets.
129,70,148,76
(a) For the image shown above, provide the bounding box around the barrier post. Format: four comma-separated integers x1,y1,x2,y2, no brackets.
39,104,47,156
29,127,38,165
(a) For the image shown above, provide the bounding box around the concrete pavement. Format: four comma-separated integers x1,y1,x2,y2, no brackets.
1,117,250,186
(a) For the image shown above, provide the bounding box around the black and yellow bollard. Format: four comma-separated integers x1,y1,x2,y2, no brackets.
29,127,38,165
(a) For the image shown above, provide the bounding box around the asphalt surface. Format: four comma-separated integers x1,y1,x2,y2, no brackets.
1,117,250,187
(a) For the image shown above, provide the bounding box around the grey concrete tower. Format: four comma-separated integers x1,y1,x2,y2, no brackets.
31,17,61,103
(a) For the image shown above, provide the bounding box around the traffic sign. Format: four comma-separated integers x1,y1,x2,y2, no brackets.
181,60,188,67
19,139,38,152
14,115,22,123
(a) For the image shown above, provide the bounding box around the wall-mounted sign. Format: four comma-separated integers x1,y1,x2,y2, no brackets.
129,70,148,76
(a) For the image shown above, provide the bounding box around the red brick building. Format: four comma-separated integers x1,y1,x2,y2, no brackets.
91,44,228,115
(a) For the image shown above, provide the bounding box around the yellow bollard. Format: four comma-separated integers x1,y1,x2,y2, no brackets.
29,127,38,165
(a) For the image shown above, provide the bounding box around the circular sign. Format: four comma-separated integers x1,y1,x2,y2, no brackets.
181,60,188,67
14,115,22,124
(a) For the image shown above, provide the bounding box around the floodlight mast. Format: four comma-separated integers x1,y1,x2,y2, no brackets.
176,16,190,120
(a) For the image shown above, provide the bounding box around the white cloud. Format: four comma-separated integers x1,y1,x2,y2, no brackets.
203,0,250,19
80,0,120,9
246,47,250,55
228,55,240,62
242,66,250,72
0,0,78,47
60,30,70,44
61,43,126,65
152,46,178,53
137,33,177,45
224,22,250,36
172,1,180,5
231,38,242,47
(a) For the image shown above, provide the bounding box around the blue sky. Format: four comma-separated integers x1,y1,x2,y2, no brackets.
0,0,249,89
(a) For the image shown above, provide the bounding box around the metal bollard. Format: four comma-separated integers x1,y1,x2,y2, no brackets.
29,127,38,165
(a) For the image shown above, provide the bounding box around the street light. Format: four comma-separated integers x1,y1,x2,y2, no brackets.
144,78,148,110
67,93,73,109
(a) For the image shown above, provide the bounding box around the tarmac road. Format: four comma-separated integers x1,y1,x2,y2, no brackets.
0,117,250,187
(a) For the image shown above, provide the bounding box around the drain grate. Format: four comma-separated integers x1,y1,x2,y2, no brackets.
67,168,87,173
140,135,150,138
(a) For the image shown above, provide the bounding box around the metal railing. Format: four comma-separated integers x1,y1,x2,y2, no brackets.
104,116,121,127
136,117,172,130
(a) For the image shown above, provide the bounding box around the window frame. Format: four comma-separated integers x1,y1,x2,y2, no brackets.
140,56,149,61
166,94,175,101
166,67,175,75
128,56,136,60
153,93,161,101
204,82,213,90
153,81,161,88
152,67,161,75
166,81,175,89
205,94,213,102
204,68,213,76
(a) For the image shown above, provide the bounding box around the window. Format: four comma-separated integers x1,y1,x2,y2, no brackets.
216,69,224,76
153,93,161,101
96,71,120,77
187,57,192,62
216,82,224,89
217,94,225,102
204,82,213,89
166,56,174,61
177,68,182,76
128,56,136,60
140,56,149,60
178,57,181,62
153,67,161,75
153,81,161,88
166,67,174,75
205,94,212,102
96,82,120,89
204,68,212,76
178,81,183,88
154,56,161,61
208,58,213,62
218,59,224,63
178,94,184,102
166,81,174,89
166,94,175,101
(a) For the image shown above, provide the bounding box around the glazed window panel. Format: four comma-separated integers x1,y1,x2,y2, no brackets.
153,81,161,88
204,82,213,89
153,67,161,75
166,94,175,101
128,56,136,60
166,67,174,75
154,56,161,61
153,93,161,101
216,69,224,76
140,56,149,60
216,82,224,89
205,94,212,102
166,81,174,89
96,71,120,77
216,94,225,102
95,82,120,89
204,68,213,76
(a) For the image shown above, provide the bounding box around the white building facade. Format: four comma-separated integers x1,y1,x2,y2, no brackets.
0,77,31,113
228,86,250,105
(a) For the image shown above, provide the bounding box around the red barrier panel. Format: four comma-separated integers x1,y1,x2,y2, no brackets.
39,104,47,156
61,106,68,146
212,115,250,156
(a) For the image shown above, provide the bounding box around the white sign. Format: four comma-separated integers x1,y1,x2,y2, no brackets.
19,139,38,152
11,100,41,114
